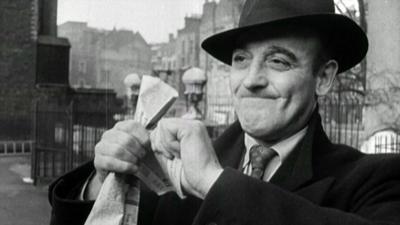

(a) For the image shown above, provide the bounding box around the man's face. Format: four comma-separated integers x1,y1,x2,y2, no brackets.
231,32,322,143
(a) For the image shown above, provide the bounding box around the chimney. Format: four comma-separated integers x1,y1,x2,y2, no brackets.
39,0,58,36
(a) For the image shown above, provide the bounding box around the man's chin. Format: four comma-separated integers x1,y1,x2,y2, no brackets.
241,126,284,144
240,122,271,138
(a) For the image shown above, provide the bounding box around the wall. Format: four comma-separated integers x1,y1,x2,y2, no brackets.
0,0,38,140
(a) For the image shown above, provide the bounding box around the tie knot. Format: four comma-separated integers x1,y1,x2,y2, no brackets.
249,145,276,179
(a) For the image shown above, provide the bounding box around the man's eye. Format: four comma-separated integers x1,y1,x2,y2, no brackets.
232,54,250,68
267,58,291,70
233,55,247,62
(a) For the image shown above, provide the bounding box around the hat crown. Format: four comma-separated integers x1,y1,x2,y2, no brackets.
239,0,335,27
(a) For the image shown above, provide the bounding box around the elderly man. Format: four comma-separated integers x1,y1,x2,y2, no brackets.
49,0,400,224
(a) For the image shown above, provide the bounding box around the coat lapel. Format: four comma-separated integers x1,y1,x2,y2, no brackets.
269,113,317,191
213,121,246,169
268,110,337,203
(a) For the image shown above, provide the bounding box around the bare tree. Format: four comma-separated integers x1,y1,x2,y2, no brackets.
364,69,400,131
333,0,367,95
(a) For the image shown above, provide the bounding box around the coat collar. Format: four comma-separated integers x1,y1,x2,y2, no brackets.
213,108,333,192
213,121,245,169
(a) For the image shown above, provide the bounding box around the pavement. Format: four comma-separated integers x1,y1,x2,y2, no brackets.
0,156,51,225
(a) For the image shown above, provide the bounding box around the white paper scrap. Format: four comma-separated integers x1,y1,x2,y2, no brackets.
85,75,184,225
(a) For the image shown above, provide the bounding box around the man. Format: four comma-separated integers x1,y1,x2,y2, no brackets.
49,0,400,224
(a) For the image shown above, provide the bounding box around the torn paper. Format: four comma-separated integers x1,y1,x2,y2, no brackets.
85,75,183,225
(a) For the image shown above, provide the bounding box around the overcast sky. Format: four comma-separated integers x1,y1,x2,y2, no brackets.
57,0,357,44
57,0,203,43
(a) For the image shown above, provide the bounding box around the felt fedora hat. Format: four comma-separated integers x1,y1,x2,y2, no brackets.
201,0,368,73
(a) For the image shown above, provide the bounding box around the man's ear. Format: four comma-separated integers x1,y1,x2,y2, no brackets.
315,60,338,96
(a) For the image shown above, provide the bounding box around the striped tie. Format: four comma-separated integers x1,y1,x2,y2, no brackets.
249,145,276,179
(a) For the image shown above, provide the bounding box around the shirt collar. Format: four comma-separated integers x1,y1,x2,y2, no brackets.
243,126,308,167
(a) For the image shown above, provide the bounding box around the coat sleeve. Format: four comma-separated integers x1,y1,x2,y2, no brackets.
48,161,96,225
48,161,161,225
193,159,400,225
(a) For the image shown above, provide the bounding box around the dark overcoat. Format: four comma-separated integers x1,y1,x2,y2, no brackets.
49,112,400,225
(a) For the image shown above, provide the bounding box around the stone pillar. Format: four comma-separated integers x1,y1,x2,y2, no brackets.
364,0,400,137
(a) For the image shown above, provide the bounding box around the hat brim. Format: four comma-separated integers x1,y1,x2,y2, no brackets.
201,14,368,73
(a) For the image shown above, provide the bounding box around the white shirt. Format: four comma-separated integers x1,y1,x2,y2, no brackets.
242,126,308,181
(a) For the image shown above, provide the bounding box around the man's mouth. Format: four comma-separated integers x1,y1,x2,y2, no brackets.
239,96,279,100
235,90,280,99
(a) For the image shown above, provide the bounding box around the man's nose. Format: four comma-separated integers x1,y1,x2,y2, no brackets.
242,61,268,90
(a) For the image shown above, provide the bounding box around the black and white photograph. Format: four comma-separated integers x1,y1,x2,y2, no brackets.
1,0,400,224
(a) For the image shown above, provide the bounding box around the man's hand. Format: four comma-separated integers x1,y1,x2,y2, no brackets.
85,120,149,200
150,118,223,199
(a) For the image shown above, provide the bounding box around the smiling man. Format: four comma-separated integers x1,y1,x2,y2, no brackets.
49,0,400,225
230,27,333,142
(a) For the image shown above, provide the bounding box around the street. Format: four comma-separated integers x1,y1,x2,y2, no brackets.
0,156,51,225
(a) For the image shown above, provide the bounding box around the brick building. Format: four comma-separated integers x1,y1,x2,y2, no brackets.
0,0,70,141
151,34,178,72
58,23,152,96
0,0,36,140
176,15,202,70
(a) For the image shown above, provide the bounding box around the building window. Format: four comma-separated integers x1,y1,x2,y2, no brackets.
78,61,87,73
100,69,110,84
189,39,194,54
54,122,66,144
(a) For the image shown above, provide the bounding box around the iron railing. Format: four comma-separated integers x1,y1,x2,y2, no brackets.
360,130,400,154
32,99,115,184
71,125,106,168
319,94,364,149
